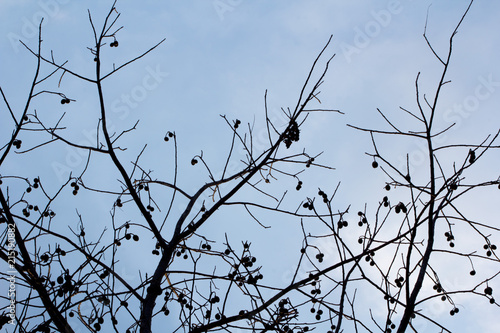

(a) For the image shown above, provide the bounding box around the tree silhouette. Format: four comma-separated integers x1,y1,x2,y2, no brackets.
1,1,499,332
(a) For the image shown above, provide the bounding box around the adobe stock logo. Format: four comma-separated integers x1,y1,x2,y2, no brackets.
51,64,168,182
212,0,244,21
111,64,169,120
7,0,70,53
442,74,500,128
395,74,499,172
339,0,404,63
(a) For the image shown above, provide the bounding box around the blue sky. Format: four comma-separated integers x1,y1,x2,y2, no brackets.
1,1,500,332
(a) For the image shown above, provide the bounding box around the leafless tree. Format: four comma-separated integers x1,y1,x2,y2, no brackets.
1,1,499,332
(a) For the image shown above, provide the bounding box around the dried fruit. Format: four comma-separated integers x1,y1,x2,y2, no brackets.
13,139,22,149
469,149,476,164
282,120,300,148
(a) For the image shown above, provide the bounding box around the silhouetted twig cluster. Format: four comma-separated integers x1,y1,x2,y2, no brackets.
1,1,499,333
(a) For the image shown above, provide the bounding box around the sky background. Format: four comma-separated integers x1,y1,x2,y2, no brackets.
1,1,500,332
